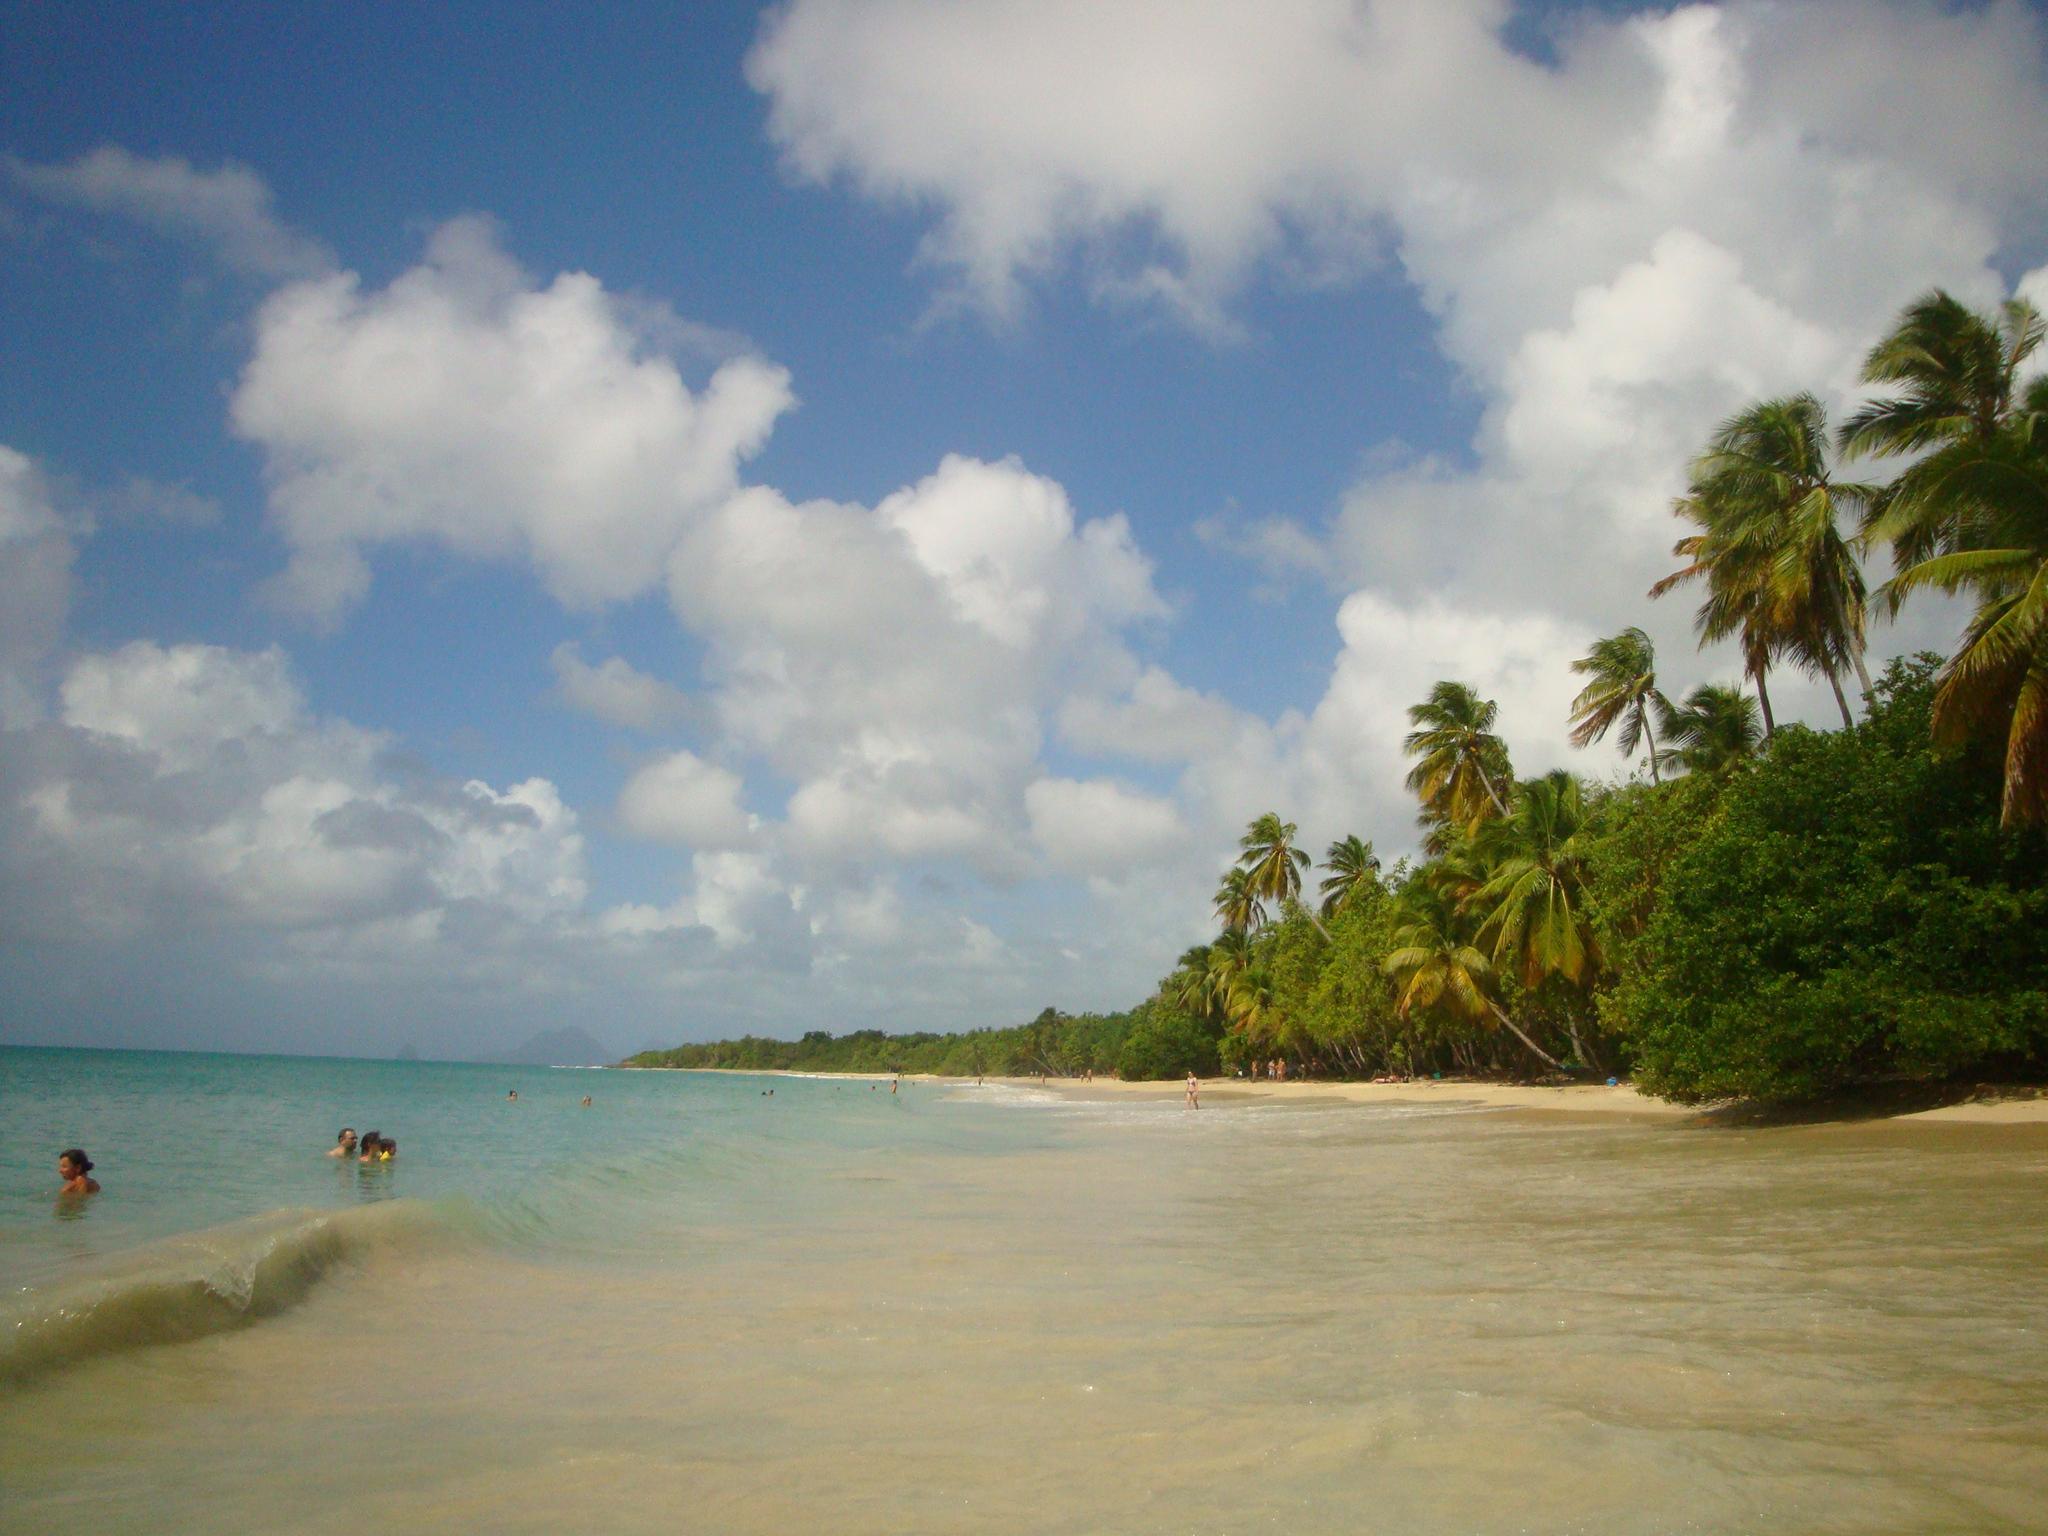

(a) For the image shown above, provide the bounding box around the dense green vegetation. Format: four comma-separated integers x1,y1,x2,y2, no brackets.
624,1004,1213,1080
635,290,2048,1103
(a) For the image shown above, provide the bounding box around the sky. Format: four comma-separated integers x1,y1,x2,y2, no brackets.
4,0,2048,1061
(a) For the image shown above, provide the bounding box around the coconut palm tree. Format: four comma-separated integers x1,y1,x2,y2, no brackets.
1403,682,1513,830
1236,812,1330,941
1567,627,1669,782
1317,834,1381,919
1467,771,1604,1069
1385,881,1563,1072
1657,395,1876,728
1167,944,1217,1019
1654,684,1763,776
1843,289,2044,572
1879,378,2048,825
1212,866,1265,935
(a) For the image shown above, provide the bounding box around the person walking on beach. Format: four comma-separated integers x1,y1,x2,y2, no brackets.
1185,1072,1200,1110
327,1128,358,1158
57,1149,100,1197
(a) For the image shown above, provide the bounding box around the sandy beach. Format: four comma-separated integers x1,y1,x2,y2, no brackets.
673,1066,2048,1126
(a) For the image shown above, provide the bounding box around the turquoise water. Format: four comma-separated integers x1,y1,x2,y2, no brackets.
1,1047,1017,1378
5,1048,2047,1534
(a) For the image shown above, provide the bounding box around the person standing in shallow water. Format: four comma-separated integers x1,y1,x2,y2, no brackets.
1185,1072,1200,1110
57,1149,100,1197
328,1128,358,1159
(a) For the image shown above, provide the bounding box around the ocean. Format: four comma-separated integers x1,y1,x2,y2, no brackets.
3,1046,2045,1534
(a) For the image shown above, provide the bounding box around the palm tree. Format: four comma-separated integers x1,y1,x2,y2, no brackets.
1843,289,2044,571
1317,835,1381,919
1237,812,1332,941
1656,396,1875,728
1654,684,1762,776
1879,376,2048,825
1567,627,1669,783
1467,771,1604,1070
1385,881,1563,1072
1167,944,1217,1019
1212,866,1265,935
1404,682,1513,831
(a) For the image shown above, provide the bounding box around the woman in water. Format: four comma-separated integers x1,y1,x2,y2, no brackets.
357,1131,384,1163
57,1149,100,1197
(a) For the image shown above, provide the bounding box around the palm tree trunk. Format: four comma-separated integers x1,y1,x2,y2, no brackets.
1852,648,1873,700
1566,1016,1603,1075
1753,665,1777,738
1641,709,1662,785
1306,909,1333,944
1827,668,1853,729
1475,760,1510,818
1485,999,1563,1072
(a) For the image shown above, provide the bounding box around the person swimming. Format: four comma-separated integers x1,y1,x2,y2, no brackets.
376,1136,395,1161
328,1127,358,1158
57,1149,100,1197
580,1095,593,1108
507,1089,519,1102
357,1131,384,1163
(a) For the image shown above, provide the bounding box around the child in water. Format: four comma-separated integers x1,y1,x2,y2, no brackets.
57,1149,100,1196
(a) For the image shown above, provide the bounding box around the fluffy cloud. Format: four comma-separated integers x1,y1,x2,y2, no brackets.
615,749,753,849
231,216,794,626
666,456,1165,875
550,643,694,731
7,145,334,277
10,641,587,938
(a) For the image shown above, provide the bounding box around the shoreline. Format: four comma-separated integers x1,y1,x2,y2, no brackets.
632,1065,2048,1126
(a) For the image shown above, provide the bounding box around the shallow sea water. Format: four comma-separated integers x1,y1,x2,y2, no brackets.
3,1049,2046,1534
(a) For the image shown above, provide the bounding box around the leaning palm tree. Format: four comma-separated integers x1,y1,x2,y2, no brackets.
1237,812,1330,941
1654,684,1763,776
1844,289,2044,572
1403,681,1513,831
1317,834,1381,919
1385,881,1562,1072
1467,771,1605,1069
1212,866,1266,935
1659,395,1876,727
1880,377,2048,824
1567,627,1669,782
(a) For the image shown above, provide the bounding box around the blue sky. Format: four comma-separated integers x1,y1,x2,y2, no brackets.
4,0,2047,1059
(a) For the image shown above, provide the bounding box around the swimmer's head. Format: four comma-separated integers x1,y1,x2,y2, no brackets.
337,1127,357,1149
58,1149,92,1179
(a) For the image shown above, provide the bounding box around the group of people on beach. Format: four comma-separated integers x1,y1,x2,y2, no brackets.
327,1127,397,1162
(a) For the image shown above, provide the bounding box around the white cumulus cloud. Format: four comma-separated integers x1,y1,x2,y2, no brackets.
231,215,794,627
